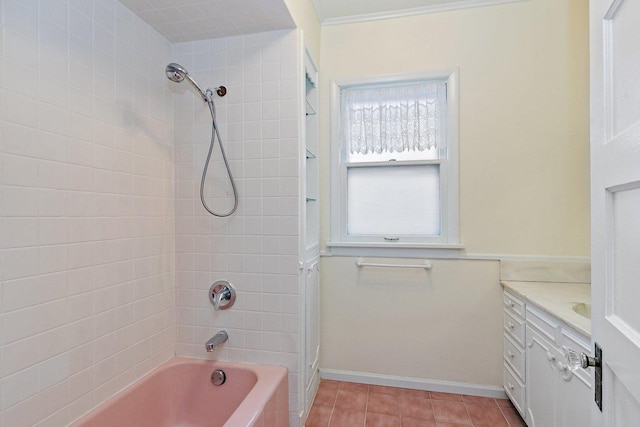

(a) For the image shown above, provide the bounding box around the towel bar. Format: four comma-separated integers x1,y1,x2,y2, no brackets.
355,257,432,270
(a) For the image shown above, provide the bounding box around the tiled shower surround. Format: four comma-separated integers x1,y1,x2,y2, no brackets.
0,0,176,425
0,0,303,425
0,0,175,427
171,30,303,425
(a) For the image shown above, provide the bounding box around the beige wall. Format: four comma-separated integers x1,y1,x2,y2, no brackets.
318,0,590,390
321,258,503,386
319,0,590,257
284,0,322,62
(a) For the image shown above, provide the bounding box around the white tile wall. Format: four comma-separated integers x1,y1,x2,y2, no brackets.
0,1,176,425
170,29,303,425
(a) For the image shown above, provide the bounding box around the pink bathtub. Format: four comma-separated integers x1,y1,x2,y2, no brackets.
71,358,289,427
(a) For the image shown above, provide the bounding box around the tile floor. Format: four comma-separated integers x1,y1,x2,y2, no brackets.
305,380,527,427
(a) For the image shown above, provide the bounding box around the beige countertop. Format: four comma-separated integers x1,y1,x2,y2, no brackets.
502,281,591,337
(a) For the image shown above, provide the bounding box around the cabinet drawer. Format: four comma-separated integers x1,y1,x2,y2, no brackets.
504,334,525,381
526,304,561,344
504,309,525,347
504,291,525,318
504,363,526,418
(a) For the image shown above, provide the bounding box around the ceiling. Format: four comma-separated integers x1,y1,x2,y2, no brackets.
119,0,295,42
120,0,523,42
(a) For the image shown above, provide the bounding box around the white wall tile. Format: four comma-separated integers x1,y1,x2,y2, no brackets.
1,217,38,249
3,60,39,100
0,0,175,424
1,365,39,410
2,154,38,187
3,247,39,281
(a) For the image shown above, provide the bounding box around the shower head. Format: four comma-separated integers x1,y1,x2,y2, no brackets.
165,62,187,82
165,62,209,102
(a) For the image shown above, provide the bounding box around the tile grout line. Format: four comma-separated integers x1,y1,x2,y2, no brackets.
325,385,337,427
363,386,369,427
462,398,474,426
498,404,515,427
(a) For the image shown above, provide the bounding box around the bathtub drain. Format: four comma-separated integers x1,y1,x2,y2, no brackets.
211,369,226,386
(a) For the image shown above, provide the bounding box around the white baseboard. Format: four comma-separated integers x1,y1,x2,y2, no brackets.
319,369,507,399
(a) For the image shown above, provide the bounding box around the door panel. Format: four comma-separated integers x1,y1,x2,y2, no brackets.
611,187,640,331
608,0,640,136
613,378,640,427
305,257,320,384
558,364,591,427
526,326,557,427
591,0,640,424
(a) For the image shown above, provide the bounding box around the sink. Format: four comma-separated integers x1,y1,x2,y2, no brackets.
572,302,591,319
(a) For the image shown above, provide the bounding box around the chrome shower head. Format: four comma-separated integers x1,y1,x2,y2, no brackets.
165,63,187,82
165,62,209,101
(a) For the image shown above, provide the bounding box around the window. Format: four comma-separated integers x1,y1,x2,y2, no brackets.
329,70,461,255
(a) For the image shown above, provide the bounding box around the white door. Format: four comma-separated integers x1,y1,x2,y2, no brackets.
590,0,640,425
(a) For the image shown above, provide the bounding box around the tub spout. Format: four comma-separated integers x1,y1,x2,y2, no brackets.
206,330,228,352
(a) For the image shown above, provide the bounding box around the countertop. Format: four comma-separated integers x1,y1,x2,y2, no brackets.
501,281,591,337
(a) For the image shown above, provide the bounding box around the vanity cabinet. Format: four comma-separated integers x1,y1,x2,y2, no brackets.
503,291,527,418
525,305,591,427
503,289,592,427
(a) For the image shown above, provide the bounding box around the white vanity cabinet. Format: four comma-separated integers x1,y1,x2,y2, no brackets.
503,291,527,418
525,304,591,427
503,287,592,427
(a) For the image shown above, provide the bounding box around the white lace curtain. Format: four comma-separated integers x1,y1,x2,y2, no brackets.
341,81,447,155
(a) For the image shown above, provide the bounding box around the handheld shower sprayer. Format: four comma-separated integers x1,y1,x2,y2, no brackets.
165,63,227,102
166,63,237,217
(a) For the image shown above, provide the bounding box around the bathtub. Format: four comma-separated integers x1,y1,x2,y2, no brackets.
71,357,289,427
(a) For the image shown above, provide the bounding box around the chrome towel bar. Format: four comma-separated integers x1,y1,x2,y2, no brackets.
355,257,432,270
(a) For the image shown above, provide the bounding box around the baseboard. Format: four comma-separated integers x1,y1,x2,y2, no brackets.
319,369,507,399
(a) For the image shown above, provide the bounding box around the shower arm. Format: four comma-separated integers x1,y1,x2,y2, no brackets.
187,80,227,103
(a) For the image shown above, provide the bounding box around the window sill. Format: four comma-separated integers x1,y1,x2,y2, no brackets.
325,241,465,258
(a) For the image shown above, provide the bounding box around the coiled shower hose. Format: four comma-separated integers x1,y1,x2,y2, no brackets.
201,89,238,217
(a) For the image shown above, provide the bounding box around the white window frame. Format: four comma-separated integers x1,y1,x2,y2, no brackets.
328,70,462,257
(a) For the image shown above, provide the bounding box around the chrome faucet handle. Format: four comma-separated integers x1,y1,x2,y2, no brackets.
214,288,229,308
209,280,236,311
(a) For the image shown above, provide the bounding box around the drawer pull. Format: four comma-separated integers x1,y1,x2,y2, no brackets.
510,301,515,308
507,322,515,329
508,382,515,390
507,350,515,359
546,351,556,362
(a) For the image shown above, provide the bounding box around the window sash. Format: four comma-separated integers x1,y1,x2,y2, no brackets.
339,160,449,244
